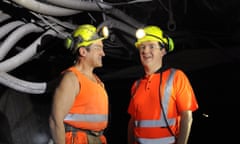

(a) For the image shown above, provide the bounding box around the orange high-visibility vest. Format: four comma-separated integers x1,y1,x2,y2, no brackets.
128,68,198,144
64,66,109,131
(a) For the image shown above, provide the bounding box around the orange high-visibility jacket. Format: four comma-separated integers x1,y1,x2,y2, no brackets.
128,68,198,144
64,66,109,131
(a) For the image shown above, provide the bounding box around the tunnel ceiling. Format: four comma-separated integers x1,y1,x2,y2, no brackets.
0,0,240,94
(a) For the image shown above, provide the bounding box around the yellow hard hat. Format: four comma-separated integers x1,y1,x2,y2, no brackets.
65,24,109,54
135,25,174,52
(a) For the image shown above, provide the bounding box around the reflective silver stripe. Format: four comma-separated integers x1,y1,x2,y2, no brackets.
64,114,108,122
135,118,175,127
135,68,177,128
138,136,175,144
160,68,176,125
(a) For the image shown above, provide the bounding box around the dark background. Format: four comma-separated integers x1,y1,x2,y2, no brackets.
0,0,240,143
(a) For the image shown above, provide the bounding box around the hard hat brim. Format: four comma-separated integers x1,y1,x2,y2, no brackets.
135,36,165,48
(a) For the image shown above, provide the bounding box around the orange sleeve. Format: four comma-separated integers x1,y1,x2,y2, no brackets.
174,70,199,112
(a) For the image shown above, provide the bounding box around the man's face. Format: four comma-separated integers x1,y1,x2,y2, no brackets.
86,40,105,68
138,41,166,68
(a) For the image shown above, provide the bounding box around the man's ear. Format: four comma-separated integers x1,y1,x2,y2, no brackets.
160,47,167,56
79,47,87,56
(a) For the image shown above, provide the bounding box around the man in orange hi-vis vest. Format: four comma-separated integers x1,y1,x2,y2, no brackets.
49,24,109,144
127,25,199,144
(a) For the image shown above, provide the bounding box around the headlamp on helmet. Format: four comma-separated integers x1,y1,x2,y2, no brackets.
136,28,146,40
135,26,174,53
100,26,109,39
65,24,109,54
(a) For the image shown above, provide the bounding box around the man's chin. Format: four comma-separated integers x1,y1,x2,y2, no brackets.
96,64,103,68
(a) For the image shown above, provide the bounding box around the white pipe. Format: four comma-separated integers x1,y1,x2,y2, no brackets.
0,11,11,23
0,23,44,61
105,8,143,28
0,72,47,94
0,29,59,72
0,20,25,40
43,0,112,11
0,29,62,94
11,0,80,16
43,15,77,30
44,0,143,28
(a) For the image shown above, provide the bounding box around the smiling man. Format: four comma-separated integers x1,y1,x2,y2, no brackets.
49,24,110,144
127,25,199,144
